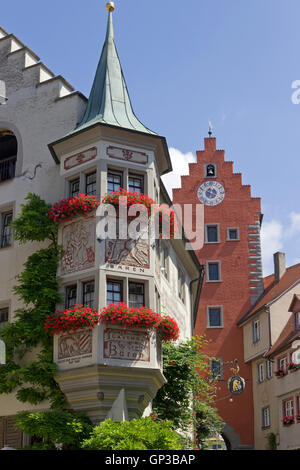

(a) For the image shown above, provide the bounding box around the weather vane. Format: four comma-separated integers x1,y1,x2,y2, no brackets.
208,121,213,137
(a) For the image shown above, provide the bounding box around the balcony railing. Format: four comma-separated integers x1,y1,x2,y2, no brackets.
0,156,16,182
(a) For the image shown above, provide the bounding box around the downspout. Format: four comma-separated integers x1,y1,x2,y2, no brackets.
189,265,205,334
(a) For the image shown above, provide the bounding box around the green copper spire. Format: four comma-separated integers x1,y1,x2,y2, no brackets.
74,7,156,135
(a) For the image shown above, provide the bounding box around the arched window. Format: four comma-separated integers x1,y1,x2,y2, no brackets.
0,130,17,182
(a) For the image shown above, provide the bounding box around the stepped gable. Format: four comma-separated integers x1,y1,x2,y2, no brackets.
0,25,86,102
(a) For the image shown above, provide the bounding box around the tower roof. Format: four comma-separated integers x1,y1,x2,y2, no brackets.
72,8,156,136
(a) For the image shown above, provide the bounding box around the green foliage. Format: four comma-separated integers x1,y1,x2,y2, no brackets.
0,193,64,409
15,410,93,450
265,432,277,450
81,418,182,451
13,249,61,307
195,404,224,449
152,337,223,447
10,193,57,244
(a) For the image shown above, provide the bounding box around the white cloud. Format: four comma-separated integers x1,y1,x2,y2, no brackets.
261,220,284,276
287,212,300,237
161,148,196,199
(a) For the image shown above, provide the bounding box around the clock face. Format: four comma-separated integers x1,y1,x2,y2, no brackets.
197,181,225,206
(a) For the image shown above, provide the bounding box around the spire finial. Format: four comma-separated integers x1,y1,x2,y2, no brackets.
208,121,213,137
106,1,115,12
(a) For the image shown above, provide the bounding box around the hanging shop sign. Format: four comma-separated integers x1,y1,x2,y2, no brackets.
228,376,245,396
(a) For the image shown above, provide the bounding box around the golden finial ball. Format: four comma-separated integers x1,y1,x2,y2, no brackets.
106,2,115,11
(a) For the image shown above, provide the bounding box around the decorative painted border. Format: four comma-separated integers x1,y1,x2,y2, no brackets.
106,146,148,165
64,147,97,171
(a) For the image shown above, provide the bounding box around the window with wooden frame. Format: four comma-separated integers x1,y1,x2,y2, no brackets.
258,362,265,383
0,211,13,248
283,398,294,418
107,169,123,194
128,173,144,194
262,406,271,428
85,171,97,196
252,319,261,344
266,360,273,379
69,177,80,198
82,280,95,308
106,279,123,305
65,285,77,309
278,355,288,373
129,282,145,309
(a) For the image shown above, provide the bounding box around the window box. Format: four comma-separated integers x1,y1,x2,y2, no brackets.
274,369,287,378
282,416,294,426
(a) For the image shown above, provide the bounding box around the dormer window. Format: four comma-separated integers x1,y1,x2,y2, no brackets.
205,163,217,178
0,131,17,183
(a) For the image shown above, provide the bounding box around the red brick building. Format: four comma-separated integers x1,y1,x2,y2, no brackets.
173,136,263,449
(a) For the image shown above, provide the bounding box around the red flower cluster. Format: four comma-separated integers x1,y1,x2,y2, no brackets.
281,416,294,426
48,194,100,224
100,303,180,343
45,305,100,335
102,189,178,238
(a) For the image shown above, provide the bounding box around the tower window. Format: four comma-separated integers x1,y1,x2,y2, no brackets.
207,306,223,328
206,261,221,282
210,359,223,380
205,163,217,178
205,224,219,243
227,228,240,241
0,131,17,183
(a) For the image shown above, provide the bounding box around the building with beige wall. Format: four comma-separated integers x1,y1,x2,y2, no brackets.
265,294,300,450
238,253,300,450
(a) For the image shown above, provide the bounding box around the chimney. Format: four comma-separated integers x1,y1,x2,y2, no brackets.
274,252,286,282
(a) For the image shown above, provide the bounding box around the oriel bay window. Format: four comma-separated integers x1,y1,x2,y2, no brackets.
106,279,147,308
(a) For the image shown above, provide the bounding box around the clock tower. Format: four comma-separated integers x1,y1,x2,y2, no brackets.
173,136,263,450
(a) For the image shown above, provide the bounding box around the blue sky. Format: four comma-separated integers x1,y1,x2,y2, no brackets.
4,0,300,275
